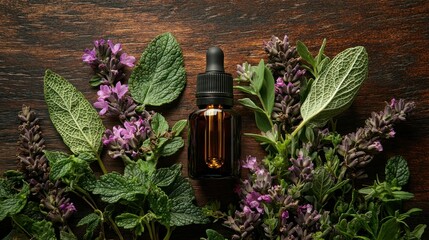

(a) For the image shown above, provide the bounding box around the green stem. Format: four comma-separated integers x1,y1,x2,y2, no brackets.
107,215,124,240
96,154,108,175
284,120,307,147
11,216,32,238
163,226,174,240
145,221,154,240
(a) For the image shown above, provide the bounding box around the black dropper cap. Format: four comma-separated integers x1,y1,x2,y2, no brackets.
196,47,233,107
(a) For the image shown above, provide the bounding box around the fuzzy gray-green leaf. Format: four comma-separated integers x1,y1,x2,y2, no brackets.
300,46,368,127
44,70,105,154
129,33,186,106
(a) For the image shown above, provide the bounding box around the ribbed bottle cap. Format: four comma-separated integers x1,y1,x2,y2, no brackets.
196,47,233,107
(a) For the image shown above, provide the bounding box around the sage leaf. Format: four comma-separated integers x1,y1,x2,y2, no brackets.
238,98,265,113
251,59,265,92
129,33,186,106
234,85,256,95
255,111,272,132
297,40,316,66
44,70,105,154
385,156,409,186
260,66,275,115
300,47,368,127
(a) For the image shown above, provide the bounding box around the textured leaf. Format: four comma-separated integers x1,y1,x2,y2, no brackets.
160,137,184,157
170,199,209,226
149,186,171,225
311,168,334,206
77,213,101,240
385,156,409,186
172,119,187,136
0,183,29,221
206,229,227,240
151,164,181,187
44,70,105,154
32,220,56,240
300,47,368,126
115,213,141,229
93,173,148,203
163,175,194,200
129,33,186,106
60,230,78,240
43,150,69,165
151,113,169,136
255,111,272,132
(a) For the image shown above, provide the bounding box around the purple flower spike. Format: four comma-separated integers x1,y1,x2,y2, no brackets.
242,155,259,171
108,40,122,55
94,98,109,115
120,53,136,67
82,49,97,63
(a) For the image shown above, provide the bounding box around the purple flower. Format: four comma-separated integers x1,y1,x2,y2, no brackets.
369,141,383,152
242,155,258,171
94,39,106,48
275,77,286,93
112,82,128,99
97,85,112,99
120,53,136,67
108,40,122,55
94,98,109,115
298,204,313,214
281,210,290,221
257,194,272,203
388,130,396,138
59,202,77,213
245,191,263,213
82,49,96,63
390,98,397,108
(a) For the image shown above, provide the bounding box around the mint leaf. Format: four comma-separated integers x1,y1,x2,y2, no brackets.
300,47,368,127
44,70,105,154
160,137,184,157
43,150,69,165
151,113,169,137
386,156,409,186
149,186,171,225
151,164,182,187
115,213,141,229
129,33,186,106
163,175,194,200
77,213,101,240
46,152,94,186
60,230,78,240
32,220,56,240
0,183,29,221
170,199,208,226
172,119,187,137
206,229,227,240
93,173,148,203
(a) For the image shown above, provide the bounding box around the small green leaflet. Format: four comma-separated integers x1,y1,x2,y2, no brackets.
129,33,186,106
151,113,169,137
300,46,368,127
31,220,56,240
169,199,209,226
77,213,101,240
205,229,227,240
385,156,409,187
150,164,181,187
0,183,29,221
160,137,184,157
44,70,105,154
171,119,187,137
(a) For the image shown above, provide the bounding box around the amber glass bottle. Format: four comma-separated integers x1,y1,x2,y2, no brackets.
188,47,241,179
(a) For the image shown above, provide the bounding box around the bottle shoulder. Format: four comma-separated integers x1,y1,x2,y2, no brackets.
189,107,240,118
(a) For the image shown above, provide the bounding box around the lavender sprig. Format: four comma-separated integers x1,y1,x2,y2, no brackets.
338,99,416,179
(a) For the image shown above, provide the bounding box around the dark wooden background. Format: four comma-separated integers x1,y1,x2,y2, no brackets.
1,0,428,239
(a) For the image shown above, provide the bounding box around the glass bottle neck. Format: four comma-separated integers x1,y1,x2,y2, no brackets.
199,104,230,109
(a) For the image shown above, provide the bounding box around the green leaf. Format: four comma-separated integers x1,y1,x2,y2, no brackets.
151,164,182,187
163,175,194,200
0,183,29,221
234,85,256,95
376,218,399,240
311,168,334,207
93,173,148,203
89,75,102,87
409,224,427,239
129,33,186,106
244,133,276,147
205,229,227,240
260,66,275,115
44,70,105,154
238,98,265,113
300,47,368,127
60,230,78,240
251,59,265,92
170,199,209,226
77,213,101,240
297,40,316,66
160,137,184,157
151,113,169,136
172,119,187,136
315,38,327,66
50,158,73,181
43,150,69,165
115,213,141,229
385,156,409,186
32,220,56,240
255,111,272,132
149,186,171,225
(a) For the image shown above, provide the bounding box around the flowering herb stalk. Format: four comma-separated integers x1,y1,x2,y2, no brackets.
203,34,426,240
0,33,207,240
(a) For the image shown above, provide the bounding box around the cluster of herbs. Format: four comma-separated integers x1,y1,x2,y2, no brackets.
0,33,208,240
203,35,426,240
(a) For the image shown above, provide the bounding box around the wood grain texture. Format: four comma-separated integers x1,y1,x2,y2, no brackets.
0,0,428,239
